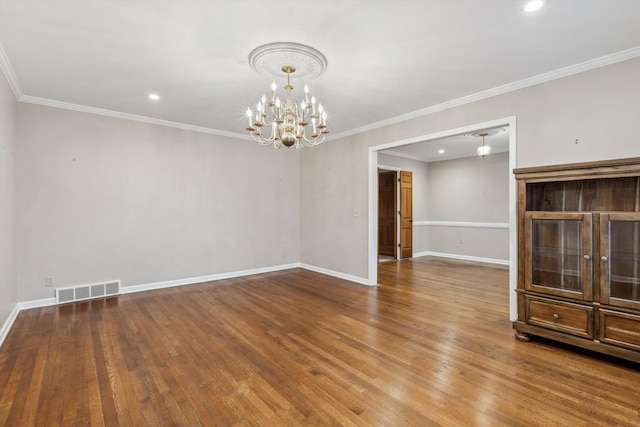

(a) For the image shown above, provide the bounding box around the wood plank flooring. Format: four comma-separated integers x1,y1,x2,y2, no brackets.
1,256,639,426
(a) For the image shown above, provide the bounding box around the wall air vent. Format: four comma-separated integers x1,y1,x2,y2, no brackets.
55,280,120,304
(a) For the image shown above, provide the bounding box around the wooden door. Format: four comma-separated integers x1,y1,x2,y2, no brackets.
400,171,413,259
378,171,397,257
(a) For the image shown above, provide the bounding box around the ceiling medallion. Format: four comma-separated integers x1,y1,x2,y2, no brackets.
249,42,327,82
246,42,329,149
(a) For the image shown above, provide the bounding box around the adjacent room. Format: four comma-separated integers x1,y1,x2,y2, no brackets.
1,1,640,425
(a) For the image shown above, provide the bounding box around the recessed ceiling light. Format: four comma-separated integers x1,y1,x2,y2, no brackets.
524,0,544,12
438,149,445,154
148,93,160,101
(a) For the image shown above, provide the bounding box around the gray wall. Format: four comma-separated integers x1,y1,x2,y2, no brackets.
0,69,17,329
3,54,640,309
16,103,301,301
378,152,509,262
425,152,509,261
299,57,640,281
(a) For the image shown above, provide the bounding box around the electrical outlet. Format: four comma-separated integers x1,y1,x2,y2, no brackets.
45,276,54,287
353,208,360,218
459,238,464,245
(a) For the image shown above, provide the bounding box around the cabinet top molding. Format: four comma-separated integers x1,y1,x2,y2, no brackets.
514,157,640,182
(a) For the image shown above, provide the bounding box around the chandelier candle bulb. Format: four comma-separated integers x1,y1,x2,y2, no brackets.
270,82,276,104
246,108,253,129
275,98,282,121
255,102,263,126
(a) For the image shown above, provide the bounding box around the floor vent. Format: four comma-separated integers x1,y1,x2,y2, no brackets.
55,280,121,304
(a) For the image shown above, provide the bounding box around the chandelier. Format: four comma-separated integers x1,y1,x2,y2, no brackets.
246,65,328,148
246,42,329,149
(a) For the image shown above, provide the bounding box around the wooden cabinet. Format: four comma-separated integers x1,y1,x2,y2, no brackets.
513,157,640,363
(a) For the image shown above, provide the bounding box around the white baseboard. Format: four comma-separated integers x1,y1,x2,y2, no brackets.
121,263,302,295
18,297,57,310
413,251,510,266
0,262,371,349
299,263,371,286
0,304,20,348
0,297,58,348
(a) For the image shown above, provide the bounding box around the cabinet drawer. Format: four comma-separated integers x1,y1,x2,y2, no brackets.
525,296,594,338
599,309,640,351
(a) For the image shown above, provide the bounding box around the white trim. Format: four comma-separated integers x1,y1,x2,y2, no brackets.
2,41,636,143
300,263,371,286
17,297,57,310
0,262,372,348
0,298,59,348
331,46,640,141
377,164,402,172
0,304,20,348
121,263,301,294
368,149,379,284
0,44,23,99
369,116,517,317
413,251,509,266
379,150,426,163
508,123,518,321
413,220,509,229
20,95,248,140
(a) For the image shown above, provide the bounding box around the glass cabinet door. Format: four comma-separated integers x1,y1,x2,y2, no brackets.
525,212,593,300
600,213,640,310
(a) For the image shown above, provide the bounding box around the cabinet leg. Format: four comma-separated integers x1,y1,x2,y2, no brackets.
515,331,531,342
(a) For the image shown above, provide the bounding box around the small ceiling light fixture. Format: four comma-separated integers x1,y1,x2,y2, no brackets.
148,93,160,101
438,149,445,154
469,128,504,160
246,42,329,149
476,132,491,159
524,0,544,12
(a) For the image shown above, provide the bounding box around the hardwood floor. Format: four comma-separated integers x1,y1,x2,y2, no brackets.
1,257,639,426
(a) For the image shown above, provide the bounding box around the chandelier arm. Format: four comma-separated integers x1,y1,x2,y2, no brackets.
250,131,278,146
299,132,325,147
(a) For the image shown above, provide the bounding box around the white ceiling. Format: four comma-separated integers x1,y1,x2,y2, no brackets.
1,0,639,148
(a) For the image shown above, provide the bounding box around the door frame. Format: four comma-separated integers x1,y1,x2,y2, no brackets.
367,116,518,320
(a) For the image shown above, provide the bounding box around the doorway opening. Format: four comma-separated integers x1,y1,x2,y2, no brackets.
377,168,415,263
368,116,518,320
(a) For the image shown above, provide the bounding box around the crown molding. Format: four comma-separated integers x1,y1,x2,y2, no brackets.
19,95,248,140
330,46,640,140
3,42,639,140
0,44,23,99
380,149,426,162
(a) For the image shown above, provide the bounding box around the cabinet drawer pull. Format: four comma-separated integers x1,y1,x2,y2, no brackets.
583,255,591,260
553,313,560,320
601,256,608,262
